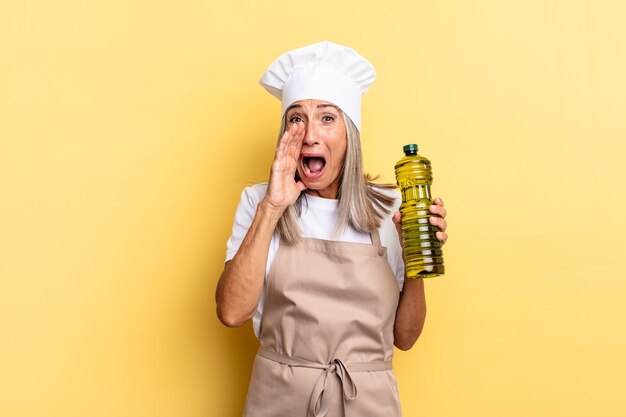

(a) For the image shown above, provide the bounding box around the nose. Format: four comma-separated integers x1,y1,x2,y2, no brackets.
303,125,319,146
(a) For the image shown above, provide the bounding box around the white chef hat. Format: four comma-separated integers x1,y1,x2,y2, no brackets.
259,41,376,132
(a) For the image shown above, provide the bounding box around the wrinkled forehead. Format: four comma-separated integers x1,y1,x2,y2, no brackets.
285,100,343,115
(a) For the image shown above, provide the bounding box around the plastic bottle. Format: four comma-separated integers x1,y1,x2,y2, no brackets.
394,144,445,278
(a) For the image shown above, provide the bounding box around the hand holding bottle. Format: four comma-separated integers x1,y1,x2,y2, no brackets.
393,198,448,248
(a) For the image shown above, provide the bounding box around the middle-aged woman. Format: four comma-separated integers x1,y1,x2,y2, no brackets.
216,41,448,416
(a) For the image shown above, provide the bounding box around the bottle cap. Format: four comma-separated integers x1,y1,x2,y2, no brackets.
403,144,418,153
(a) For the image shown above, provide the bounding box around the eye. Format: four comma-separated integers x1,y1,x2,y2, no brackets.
289,116,303,123
322,115,335,122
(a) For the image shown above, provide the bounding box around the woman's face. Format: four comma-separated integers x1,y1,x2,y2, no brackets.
285,99,347,199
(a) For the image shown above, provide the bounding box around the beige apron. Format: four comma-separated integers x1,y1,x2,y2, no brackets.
243,230,402,417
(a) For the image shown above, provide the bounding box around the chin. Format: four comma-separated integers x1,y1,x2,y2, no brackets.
302,180,328,191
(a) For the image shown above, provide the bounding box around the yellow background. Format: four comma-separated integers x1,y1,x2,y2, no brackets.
1,1,625,416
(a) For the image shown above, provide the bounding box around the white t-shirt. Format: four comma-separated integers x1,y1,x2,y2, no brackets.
225,182,405,338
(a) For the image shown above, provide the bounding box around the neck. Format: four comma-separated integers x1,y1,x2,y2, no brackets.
304,185,339,199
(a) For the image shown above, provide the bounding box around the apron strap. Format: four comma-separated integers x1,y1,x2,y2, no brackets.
370,228,382,247
258,348,392,417
371,228,386,257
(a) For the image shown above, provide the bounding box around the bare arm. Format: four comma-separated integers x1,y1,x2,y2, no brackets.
215,122,306,327
216,200,284,327
392,198,448,350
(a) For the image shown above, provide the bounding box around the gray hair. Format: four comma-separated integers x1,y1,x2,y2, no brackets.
275,111,396,245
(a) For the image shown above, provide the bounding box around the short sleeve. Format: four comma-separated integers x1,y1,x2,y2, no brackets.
225,185,263,262
396,254,405,291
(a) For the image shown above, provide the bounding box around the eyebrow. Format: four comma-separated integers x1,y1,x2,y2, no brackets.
285,104,301,112
317,104,341,111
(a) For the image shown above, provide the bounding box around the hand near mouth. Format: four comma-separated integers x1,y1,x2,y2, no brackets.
264,122,307,212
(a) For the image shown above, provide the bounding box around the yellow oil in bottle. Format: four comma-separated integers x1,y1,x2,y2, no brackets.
394,144,444,278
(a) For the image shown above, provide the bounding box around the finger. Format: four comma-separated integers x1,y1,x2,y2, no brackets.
393,212,403,232
283,123,298,147
436,231,447,244
429,216,447,231
289,121,303,142
289,123,305,158
275,136,286,160
391,212,404,245
283,122,297,142
429,204,447,218
283,122,298,159
277,124,300,162
434,197,444,207
296,180,307,193
276,124,295,155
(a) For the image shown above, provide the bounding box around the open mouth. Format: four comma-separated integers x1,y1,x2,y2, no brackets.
301,156,326,179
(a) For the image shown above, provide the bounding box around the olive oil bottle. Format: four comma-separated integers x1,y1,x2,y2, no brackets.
394,144,445,278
